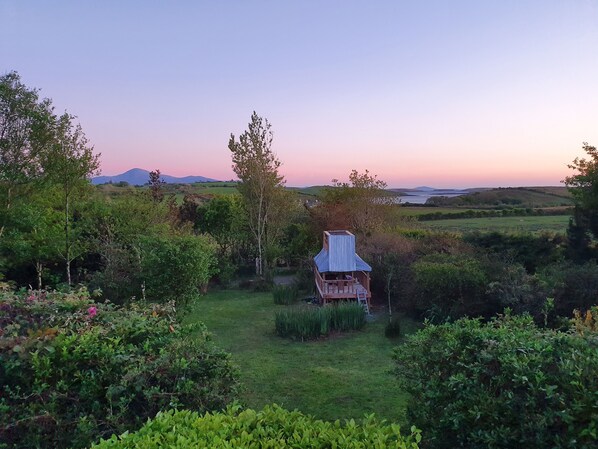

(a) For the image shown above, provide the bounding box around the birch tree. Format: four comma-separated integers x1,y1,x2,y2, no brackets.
228,112,286,276
44,113,100,285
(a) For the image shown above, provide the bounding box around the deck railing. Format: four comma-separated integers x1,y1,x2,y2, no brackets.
314,269,370,297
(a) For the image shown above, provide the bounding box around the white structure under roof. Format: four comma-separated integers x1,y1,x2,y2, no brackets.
313,231,372,307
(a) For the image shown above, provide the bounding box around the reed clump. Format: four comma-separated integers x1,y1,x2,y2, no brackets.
275,302,366,340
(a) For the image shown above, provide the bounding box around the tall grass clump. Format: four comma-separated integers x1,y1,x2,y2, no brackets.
275,303,365,340
328,302,367,331
272,284,300,305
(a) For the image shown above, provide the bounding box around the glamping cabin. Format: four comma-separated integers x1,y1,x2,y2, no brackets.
313,231,372,312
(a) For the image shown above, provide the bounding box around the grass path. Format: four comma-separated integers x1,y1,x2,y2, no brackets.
185,290,413,424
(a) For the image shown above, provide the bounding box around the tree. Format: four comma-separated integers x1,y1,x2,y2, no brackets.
148,169,165,203
0,71,55,238
0,188,62,289
359,233,416,321
312,169,394,236
43,113,100,285
564,143,598,259
228,112,287,276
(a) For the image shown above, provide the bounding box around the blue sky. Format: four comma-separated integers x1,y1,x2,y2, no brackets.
2,1,597,187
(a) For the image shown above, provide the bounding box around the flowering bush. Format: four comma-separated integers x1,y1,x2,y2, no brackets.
0,288,238,449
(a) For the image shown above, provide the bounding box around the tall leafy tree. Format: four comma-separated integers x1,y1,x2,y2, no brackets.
1,188,62,288
228,112,287,276
564,142,598,260
313,169,393,236
148,169,165,203
0,71,54,238
43,113,100,285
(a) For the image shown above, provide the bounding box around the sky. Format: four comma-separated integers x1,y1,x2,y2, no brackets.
1,1,598,188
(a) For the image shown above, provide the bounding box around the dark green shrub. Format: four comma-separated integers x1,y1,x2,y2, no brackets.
139,234,217,307
275,303,365,340
272,284,299,305
539,261,598,317
0,288,238,449
393,314,598,449
485,263,548,321
385,319,401,338
464,231,565,273
92,405,422,448
412,254,488,321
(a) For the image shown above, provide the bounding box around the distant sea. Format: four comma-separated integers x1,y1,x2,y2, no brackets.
394,189,468,205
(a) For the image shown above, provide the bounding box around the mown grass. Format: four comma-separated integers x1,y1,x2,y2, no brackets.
185,290,414,423
423,214,570,233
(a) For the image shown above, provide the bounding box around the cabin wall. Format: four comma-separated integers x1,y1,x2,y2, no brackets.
328,233,356,272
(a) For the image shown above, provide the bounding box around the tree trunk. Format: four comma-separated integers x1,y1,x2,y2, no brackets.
0,186,12,239
36,261,43,290
65,189,71,286
387,274,393,322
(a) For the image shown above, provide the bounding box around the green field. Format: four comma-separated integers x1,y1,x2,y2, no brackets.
423,215,570,233
185,290,414,423
397,207,470,217
425,187,572,208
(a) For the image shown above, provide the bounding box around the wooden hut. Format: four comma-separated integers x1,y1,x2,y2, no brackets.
313,230,372,312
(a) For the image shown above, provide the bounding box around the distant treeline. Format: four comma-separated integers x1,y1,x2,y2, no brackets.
417,207,573,221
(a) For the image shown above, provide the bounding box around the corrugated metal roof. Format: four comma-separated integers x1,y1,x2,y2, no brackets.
314,231,372,272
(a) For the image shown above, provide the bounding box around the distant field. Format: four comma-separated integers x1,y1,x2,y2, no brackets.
96,181,240,199
427,187,573,208
423,215,570,233
397,207,472,217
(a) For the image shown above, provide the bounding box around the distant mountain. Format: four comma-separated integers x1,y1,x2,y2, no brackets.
92,168,218,185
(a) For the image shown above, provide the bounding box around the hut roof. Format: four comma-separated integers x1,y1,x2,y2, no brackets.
313,230,372,273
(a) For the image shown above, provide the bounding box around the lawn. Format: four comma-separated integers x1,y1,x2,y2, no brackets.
185,290,413,424
423,214,570,233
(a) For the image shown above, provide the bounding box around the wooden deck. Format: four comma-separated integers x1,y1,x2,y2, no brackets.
314,268,371,303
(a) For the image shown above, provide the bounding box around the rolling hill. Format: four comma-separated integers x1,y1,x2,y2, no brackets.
92,168,218,185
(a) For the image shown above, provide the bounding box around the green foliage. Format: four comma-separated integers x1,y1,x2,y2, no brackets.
393,314,598,449
412,254,488,321
425,187,572,208
464,231,565,273
139,234,217,307
0,71,54,221
0,288,238,449
92,405,421,449
272,283,299,304
539,261,598,318
228,112,289,276
312,169,395,236
85,192,174,302
275,303,366,340
485,262,548,321
565,143,598,237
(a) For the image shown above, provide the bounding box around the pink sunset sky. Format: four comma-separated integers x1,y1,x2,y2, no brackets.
2,1,598,188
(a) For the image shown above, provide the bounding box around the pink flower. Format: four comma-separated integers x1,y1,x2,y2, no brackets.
87,306,97,317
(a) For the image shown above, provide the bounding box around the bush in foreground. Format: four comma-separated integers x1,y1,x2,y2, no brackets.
0,288,238,449
275,303,366,340
91,405,422,449
393,313,598,449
